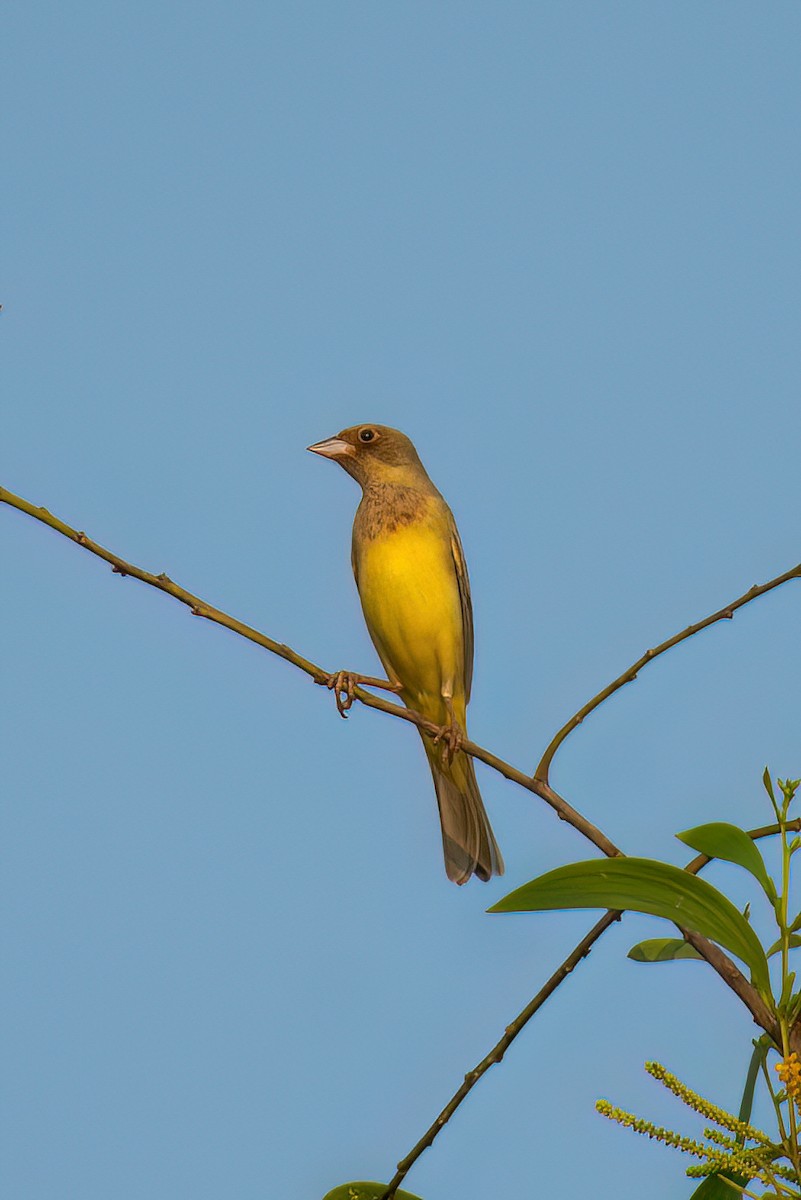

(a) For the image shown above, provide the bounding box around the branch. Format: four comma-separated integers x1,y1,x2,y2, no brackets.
379,821,796,1199
680,819,801,1052
679,928,779,1045
535,564,801,782
0,484,619,858
0,486,331,682
2,490,792,1099
1,485,784,1031
379,911,621,1200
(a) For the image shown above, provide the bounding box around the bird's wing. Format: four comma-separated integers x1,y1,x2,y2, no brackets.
448,514,474,703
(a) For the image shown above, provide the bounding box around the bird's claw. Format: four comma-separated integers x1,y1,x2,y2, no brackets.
322,671,404,718
433,721,463,765
325,670,359,718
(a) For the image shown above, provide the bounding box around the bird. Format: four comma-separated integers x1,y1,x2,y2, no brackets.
308,423,503,884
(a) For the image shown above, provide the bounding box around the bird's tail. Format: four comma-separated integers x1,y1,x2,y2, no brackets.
421,736,504,884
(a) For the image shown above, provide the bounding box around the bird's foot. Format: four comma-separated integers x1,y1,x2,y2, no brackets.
325,670,360,717
433,720,464,765
323,671,402,718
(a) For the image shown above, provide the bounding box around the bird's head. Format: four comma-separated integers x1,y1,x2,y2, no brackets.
307,424,430,489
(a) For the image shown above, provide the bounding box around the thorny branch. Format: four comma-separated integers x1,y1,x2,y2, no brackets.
3,484,800,1192
0,485,618,855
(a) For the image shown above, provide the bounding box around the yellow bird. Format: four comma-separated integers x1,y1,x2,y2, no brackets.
308,423,503,884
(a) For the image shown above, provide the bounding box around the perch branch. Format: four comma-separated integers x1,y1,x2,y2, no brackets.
0,485,618,857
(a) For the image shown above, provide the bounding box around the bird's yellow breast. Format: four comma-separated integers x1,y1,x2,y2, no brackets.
353,507,464,715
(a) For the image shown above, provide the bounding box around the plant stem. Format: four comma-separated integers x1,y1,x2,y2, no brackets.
778,792,801,1177
761,1057,791,1148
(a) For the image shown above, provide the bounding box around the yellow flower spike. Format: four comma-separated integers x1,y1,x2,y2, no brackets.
645,1062,773,1145
776,1053,801,1100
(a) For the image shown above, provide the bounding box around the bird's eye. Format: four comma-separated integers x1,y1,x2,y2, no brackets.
359,428,376,443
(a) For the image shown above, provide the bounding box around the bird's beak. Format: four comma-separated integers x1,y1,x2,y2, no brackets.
307,437,355,459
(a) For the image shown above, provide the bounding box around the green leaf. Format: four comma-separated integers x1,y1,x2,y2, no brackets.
676,822,776,901
739,1037,770,1124
765,933,801,958
489,857,772,997
323,1185,422,1200
763,767,776,803
628,938,704,963
788,989,801,1024
689,1171,750,1198
779,970,797,1009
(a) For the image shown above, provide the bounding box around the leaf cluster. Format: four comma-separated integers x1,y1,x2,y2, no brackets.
490,772,801,1197
490,775,801,1020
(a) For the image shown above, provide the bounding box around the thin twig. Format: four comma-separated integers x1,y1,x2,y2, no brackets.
534,565,801,783
379,912,621,1200
379,822,793,1199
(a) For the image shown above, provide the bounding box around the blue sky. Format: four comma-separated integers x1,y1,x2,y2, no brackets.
3,3,801,1197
